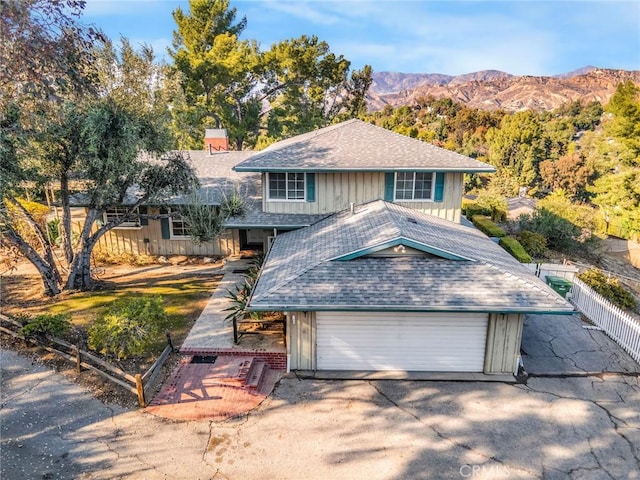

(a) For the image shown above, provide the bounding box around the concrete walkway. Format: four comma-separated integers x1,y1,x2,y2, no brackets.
180,258,285,354
521,313,640,375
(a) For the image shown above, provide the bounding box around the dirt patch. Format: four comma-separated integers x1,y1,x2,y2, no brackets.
1,259,225,408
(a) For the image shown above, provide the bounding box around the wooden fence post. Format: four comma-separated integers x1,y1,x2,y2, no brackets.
165,331,174,352
135,374,146,407
74,344,82,374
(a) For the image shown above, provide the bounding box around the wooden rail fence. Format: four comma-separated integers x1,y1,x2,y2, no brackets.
0,313,175,407
570,278,640,364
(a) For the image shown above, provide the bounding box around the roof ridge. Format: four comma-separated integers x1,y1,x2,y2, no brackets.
260,119,360,155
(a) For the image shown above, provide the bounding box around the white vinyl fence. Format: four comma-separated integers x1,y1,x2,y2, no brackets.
570,277,640,364
524,262,579,281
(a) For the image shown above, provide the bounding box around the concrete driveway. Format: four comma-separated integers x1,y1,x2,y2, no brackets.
521,313,640,375
2,313,640,480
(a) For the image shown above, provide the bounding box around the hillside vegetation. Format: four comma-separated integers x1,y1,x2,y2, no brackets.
364,80,640,250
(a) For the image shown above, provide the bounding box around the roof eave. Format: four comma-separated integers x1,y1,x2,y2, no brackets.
233,166,496,173
247,303,576,315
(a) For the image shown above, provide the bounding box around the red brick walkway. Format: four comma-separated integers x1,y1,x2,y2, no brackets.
145,356,280,421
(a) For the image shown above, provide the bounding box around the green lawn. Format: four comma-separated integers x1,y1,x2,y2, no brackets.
1,266,223,355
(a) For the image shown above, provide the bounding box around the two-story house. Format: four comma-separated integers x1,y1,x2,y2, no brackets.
90,120,574,377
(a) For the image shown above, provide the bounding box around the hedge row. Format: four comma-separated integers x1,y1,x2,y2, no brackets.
472,216,506,238
499,237,532,263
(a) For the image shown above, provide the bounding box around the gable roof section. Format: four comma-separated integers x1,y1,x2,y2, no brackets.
234,119,495,173
249,200,574,314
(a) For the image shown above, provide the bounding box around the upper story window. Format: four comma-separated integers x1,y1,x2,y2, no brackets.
268,172,306,201
103,207,142,229
395,172,434,201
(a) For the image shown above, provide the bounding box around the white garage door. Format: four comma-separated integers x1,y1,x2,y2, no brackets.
316,312,488,372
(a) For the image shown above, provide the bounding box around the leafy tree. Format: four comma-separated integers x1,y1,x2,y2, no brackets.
604,80,640,164
1,100,198,295
94,38,175,126
169,0,371,149
486,111,545,187
0,0,104,110
539,152,594,200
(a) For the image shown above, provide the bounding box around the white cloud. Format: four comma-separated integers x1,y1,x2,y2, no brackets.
259,0,345,25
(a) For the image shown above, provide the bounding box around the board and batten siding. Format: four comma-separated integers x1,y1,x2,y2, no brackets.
483,313,525,375
263,172,463,222
286,311,317,370
314,311,488,372
71,207,240,257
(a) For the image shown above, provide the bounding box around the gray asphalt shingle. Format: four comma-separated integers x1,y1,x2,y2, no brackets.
234,119,496,172
249,200,574,313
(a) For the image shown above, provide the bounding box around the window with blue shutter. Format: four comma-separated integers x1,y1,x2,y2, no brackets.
306,173,315,202
160,207,170,239
384,173,394,201
139,206,149,226
434,172,445,202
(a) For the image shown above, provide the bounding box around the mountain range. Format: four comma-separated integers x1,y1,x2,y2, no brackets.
367,67,640,112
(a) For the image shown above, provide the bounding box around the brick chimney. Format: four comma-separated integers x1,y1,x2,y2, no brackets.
204,129,229,154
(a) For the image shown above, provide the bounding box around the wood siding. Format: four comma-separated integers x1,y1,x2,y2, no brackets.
71,207,240,257
483,313,524,375
263,172,463,222
287,311,316,370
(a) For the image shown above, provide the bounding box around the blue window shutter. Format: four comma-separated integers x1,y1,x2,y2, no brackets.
384,173,394,201
434,172,445,202
160,208,170,239
139,206,149,226
306,173,316,202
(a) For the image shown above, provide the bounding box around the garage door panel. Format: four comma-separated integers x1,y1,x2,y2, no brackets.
316,312,487,372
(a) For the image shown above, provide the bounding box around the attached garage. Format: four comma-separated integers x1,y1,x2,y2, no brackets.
249,200,575,378
316,312,488,372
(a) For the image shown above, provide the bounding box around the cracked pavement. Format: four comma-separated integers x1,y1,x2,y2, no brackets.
3,313,640,480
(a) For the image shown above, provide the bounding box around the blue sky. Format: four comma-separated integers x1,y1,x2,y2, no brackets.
83,0,640,76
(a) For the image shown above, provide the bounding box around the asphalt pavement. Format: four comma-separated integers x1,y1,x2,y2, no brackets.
2,314,640,480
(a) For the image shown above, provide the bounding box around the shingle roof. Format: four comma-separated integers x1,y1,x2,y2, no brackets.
249,200,574,314
164,150,259,206
225,211,328,229
234,119,495,173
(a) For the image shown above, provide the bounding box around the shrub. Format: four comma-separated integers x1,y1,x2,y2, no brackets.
517,230,548,258
88,296,167,359
21,313,72,339
463,202,492,220
472,216,506,237
518,208,581,253
499,237,532,263
475,192,508,222
577,268,636,311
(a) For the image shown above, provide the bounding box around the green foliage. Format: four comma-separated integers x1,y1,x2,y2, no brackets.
472,216,506,238
47,218,61,245
486,111,545,187
462,201,491,220
518,209,581,253
88,296,167,359
538,190,603,236
5,198,50,248
474,192,507,222
517,230,548,258
219,188,246,217
499,237,532,263
578,268,636,311
21,313,72,339
179,201,226,244
224,255,265,321
169,0,371,149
